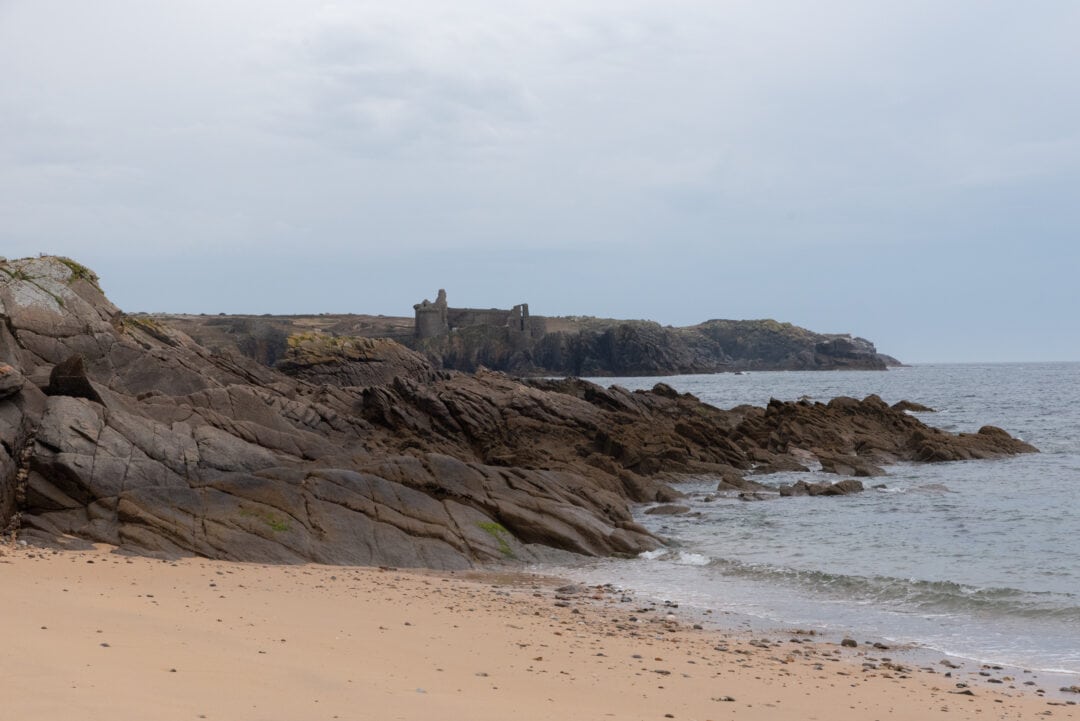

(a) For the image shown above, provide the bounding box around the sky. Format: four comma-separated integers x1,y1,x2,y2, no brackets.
2,1,1078,363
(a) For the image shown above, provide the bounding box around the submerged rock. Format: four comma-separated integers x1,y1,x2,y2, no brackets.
816,453,885,478
778,479,865,497
715,465,769,493
644,504,692,516
892,400,936,413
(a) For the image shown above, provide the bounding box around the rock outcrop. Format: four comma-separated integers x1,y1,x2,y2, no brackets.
892,400,936,413
731,395,1036,466
0,257,1035,569
276,333,438,388
778,479,866,497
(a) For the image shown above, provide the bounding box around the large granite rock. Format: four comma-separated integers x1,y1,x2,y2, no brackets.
0,256,1037,568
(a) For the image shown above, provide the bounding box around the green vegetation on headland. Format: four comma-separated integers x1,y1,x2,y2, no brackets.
56,257,100,288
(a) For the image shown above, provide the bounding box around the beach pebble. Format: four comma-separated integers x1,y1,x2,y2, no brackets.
841,638,858,648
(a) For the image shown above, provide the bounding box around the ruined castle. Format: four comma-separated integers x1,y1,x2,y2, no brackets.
413,289,543,339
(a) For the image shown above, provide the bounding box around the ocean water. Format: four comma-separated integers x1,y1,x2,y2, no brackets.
543,363,1080,676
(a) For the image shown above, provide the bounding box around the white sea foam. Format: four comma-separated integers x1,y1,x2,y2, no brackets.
638,549,712,566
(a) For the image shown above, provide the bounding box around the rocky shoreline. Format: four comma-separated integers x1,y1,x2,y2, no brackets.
0,256,1036,568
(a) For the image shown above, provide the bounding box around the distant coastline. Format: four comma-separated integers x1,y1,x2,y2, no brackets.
143,287,900,377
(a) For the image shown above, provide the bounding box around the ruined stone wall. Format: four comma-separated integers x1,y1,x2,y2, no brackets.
414,290,540,339
526,316,547,337
415,308,448,339
447,308,512,330
507,304,529,333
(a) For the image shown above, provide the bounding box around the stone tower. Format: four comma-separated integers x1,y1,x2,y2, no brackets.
413,289,449,339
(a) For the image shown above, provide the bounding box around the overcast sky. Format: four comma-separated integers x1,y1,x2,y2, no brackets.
2,1,1078,363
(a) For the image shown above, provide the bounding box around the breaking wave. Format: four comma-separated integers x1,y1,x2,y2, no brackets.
640,552,1080,621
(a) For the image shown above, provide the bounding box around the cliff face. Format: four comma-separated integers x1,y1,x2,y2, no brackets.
0,257,1026,569
419,318,891,376
691,319,890,372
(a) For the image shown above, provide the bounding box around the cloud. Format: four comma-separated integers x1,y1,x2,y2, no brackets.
1,0,1078,360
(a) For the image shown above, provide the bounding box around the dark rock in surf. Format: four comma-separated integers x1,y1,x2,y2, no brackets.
817,453,885,478
715,465,769,493
778,479,864,497
738,492,774,502
821,479,865,495
645,504,692,516
778,482,810,497
751,453,811,475
892,400,936,413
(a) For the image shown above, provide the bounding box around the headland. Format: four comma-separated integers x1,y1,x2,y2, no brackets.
144,287,900,377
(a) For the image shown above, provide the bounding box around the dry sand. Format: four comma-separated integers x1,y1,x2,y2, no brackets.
1,544,1074,721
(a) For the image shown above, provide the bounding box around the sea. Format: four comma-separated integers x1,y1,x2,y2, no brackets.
541,362,1080,680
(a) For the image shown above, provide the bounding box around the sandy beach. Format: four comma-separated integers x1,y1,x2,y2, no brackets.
1,544,1072,721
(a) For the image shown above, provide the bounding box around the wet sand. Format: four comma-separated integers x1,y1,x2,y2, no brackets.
1,544,1072,720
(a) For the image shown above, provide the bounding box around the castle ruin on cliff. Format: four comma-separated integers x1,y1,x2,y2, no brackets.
413,289,543,339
